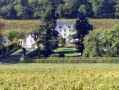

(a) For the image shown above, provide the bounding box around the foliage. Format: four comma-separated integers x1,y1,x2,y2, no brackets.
4,31,18,41
31,57,119,63
37,0,59,57
78,2,94,18
0,41,18,55
1,0,119,19
83,25,119,57
74,15,93,55
59,36,66,47
90,0,115,18
115,0,119,18
27,47,41,58
25,45,119,63
0,21,5,48
22,58,33,63
0,36,2,48
1,64,119,89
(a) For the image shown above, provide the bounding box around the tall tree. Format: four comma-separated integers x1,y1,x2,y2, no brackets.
78,3,94,18
56,4,64,18
1,4,17,19
28,0,40,19
115,0,119,18
90,0,115,18
63,0,81,18
38,0,58,57
101,0,115,18
74,14,93,55
0,21,5,48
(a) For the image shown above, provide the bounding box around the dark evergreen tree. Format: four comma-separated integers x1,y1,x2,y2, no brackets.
38,0,59,57
74,14,93,55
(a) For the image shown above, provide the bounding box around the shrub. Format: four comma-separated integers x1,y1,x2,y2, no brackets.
27,57,119,63
22,58,33,63
4,31,18,42
0,41,18,55
83,25,119,57
27,47,41,58
59,53,65,57
59,36,66,47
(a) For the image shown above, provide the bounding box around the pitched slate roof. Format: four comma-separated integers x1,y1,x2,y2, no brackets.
56,22,74,28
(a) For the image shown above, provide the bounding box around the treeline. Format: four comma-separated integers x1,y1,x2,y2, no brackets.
0,0,119,19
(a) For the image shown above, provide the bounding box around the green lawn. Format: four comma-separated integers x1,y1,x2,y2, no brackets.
9,49,22,56
54,45,79,57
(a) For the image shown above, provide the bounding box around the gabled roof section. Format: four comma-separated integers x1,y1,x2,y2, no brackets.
56,22,74,28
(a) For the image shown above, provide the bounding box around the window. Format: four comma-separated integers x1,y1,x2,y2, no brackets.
64,29,66,32
64,34,66,36
59,29,61,32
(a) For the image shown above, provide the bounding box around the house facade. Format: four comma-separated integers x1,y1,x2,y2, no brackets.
55,22,74,42
25,35,36,48
18,34,37,49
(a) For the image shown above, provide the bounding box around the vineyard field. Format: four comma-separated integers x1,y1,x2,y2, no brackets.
0,64,119,90
1,19,119,34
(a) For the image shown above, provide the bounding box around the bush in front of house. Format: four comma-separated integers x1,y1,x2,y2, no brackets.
59,53,65,57
83,25,119,57
59,36,66,47
27,47,41,58
0,41,18,55
22,58,33,63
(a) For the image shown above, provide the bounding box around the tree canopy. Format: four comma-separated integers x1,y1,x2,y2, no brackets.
74,14,93,55
83,25,119,57
0,0,119,19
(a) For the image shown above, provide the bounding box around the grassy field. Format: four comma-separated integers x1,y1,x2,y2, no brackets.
1,19,119,34
53,45,78,57
0,64,119,90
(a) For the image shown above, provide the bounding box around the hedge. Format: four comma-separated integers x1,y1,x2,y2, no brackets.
23,57,119,63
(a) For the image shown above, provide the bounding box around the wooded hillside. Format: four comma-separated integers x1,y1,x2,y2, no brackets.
0,0,119,19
